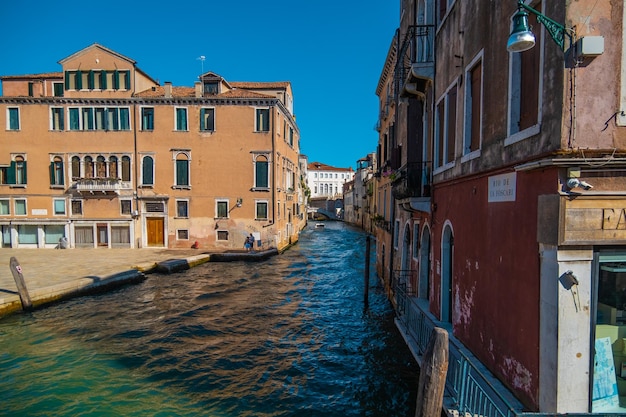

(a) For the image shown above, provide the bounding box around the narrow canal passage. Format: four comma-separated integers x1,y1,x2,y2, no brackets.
0,222,419,416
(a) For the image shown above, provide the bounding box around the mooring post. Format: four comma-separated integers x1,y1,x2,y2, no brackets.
415,327,449,417
9,257,32,311
364,234,371,310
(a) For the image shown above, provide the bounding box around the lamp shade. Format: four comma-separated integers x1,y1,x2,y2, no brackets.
507,9,536,52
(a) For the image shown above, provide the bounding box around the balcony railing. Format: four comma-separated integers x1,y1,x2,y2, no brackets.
394,24,435,99
391,162,431,200
74,178,131,194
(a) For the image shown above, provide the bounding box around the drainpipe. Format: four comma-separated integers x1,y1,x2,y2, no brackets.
271,103,276,229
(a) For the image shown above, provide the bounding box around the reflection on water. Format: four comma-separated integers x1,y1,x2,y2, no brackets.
0,222,418,416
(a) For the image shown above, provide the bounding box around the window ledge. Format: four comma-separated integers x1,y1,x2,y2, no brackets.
504,124,541,147
174,217,189,219
172,186,191,190
214,217,229,220
50,185,65,189
252,187,270,192
9,185,26,189
461,149,481,163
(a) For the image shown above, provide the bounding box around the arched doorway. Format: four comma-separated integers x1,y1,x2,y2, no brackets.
441,224,454,323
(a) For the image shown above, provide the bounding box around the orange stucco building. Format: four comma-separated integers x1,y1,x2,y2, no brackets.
0,43,305,251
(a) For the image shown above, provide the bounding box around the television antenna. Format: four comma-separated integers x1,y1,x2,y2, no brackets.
197,56,206,76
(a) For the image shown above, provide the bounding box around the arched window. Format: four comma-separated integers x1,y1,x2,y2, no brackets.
121,156,131,181
96,155,106,178
71,156,80,179
142,156,154,186
50,156,64,185
109,156,118,179
14,156,26,185
84,156,94,178
255,155,268,188
175,153,189,186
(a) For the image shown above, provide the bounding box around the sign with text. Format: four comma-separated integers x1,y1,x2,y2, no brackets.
488,172,516,202
562,198,626,244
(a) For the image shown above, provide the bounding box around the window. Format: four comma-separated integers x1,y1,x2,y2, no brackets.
507,2,541,142
255,155,269,188
177,229,189,240
394,220,400,248
120,200,132,215
216,200,228,218
256,108,270,132
71,156,80,179
65,70,129,91
289,126,294,146
142,156,154,186
7,108,19,130
0,199,9,215
200,108,215,131
141,107,154,131
464,57,483,156
109,156,118,179
217,230,229,241
434,84,457,168
51,108,64,131
71,200,83,215
413,224,420,258
121,156,131,181
53,199,66,215
175,153,190,187
15,199,26,215
176,200,189,218
50,157,64,186
256,201,268,219
175,107,188,131
82,108,94,130
84,156,94,178
14,156,26,185
53,82,64,97
69,108,80,130
204,81,219,95
96,156,106,178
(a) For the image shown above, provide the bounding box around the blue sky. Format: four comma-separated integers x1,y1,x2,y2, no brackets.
0,1,397,169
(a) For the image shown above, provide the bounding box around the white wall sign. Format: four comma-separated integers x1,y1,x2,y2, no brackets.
488,172,516,203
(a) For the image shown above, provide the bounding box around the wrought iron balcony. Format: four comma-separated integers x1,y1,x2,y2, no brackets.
394,24,435,99
391,162,432,213
74,177,131,194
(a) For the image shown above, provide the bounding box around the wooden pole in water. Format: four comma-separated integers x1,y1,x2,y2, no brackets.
415,327,449,417
10,257,33,311
364,234,371,310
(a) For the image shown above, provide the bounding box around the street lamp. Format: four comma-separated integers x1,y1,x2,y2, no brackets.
507,0,574,53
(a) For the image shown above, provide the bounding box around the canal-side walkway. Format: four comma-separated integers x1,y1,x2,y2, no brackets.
0,248,275,319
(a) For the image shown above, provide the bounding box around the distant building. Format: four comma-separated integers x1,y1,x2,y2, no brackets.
306,162,354,199
0,43,305,251
343,154,376,233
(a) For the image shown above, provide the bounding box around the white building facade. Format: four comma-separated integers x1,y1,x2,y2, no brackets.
306,162,354,199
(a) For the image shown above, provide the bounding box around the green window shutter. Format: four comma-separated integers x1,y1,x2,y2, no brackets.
49,162,55,185
28,82,33,97
88,70,94,90
9,108,19,130
200,108,205,130
101,71,107,89
176,160,189,186
142,157,153,185
7,162,15,184
120,108,129,130
76,71,82,90
69,108,80,130
125,70,131,89
65,72,71,89
22,161,27,184
256,161,268,188
114,70,119,90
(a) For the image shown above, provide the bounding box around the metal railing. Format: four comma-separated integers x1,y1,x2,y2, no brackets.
391,161,432,200
75,178,131,193
394,284,607,417
394,24,435,99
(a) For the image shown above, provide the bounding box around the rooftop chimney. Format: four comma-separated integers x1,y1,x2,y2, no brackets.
164,81,172,98
195,81,202,98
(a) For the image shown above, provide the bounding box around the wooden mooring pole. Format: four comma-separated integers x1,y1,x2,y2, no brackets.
364,234,371,310
10,257,32,311
415,327,449,417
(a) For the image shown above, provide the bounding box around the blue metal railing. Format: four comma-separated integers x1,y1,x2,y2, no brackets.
394,284,613,417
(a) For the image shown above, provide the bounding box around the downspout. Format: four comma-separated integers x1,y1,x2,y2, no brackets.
132,100,140,248
271,103,276,229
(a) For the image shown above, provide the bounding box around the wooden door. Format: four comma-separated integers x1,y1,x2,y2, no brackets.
147,217,164,247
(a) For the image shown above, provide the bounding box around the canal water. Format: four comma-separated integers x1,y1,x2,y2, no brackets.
0,222,419,416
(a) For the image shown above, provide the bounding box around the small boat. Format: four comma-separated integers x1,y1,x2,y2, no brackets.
315,223,325,229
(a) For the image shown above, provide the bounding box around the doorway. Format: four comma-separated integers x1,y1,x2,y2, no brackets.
147,217,164,247
441,224,453,323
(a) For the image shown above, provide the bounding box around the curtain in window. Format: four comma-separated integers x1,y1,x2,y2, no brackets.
256,202,268,219
54,199,65,215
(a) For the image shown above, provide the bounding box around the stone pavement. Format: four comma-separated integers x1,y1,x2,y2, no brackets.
0,248,210,318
